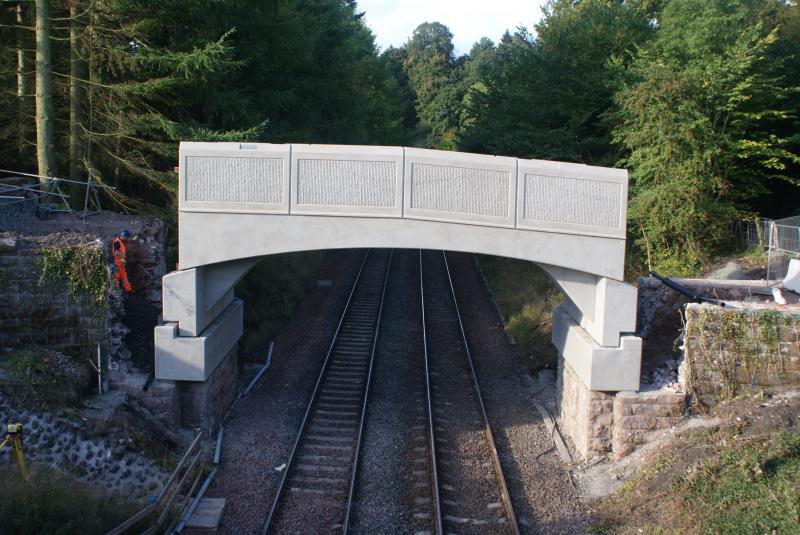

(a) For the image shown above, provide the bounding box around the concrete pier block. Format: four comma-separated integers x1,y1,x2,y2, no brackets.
155,299,243,381
551,306,642,392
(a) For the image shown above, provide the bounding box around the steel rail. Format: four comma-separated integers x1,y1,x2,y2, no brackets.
341,249,393,532
262,249,370,533
440,250,520,535
418,249,444,535
262,249,391,534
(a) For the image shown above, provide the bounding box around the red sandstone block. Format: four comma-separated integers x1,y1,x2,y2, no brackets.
617,415,658,430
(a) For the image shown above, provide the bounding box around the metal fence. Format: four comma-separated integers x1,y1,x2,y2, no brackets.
0,169,113,221
733,216,800,281
733,218,773,250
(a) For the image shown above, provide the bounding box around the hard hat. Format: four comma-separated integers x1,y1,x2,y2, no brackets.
120,229,131,238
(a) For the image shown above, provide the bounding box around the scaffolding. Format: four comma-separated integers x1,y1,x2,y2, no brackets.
0,169,114,222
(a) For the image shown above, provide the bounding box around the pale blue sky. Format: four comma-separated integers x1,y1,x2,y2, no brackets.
356,1,548,55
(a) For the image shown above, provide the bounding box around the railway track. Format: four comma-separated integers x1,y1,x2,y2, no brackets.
419,249,519,535
262,249,392,535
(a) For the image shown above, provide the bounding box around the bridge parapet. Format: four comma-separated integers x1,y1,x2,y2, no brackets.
180,142,627,239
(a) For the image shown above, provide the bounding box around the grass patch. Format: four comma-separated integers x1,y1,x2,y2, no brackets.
476,255,562,371
684,431,800,534
3,349,91,408
476,255,561,344
0,468,137,535
235,250,325,360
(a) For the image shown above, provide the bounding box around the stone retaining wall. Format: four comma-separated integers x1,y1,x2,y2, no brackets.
0,235,106,357
682,304,800,408
0,216,166,360
557,356,687,459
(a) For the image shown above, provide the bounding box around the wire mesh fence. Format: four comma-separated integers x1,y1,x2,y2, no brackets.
732,218,773,250
767,216,800,282
732,216,800,282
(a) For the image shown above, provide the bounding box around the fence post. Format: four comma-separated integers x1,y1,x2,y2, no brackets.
755,216,764,248
766,220,774,284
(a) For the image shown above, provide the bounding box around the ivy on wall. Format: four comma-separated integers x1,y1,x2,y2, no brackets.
685,306,800,409
39,244,109,312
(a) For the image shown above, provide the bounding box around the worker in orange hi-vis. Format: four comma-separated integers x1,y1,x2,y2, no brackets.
112,229,133,293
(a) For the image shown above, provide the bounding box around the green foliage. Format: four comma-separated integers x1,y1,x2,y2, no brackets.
235,251,325,360
476,255,562,371
2,0,799,274
4,349,90,408
402,22,465,148
39,244,108,311
0,0,408,209
612,0,800,272
0,468,137,535
460,0,657,163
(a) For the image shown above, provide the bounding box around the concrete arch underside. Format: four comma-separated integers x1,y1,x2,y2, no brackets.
154,143,642,395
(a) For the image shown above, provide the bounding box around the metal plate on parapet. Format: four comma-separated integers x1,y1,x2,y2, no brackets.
404,148,517,228
180,142,291,214
290,144,403,218
516,159,628,239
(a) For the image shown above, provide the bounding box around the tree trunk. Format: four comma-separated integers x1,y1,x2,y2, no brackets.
35,0,57,181
69,1,86,207
16,2,32,160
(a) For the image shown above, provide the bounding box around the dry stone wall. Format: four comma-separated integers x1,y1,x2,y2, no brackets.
682,304,800,408
0,234,107,357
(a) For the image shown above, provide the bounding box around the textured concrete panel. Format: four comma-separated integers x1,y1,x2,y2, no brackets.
410,164,509,216
180,142,290,214
523,174,620,228
185,156,283,204
517,159,627,238
297,160,395,207
291,144,402,217
404,148,516,228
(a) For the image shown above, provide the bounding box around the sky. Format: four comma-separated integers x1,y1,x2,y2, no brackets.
356,1,548,55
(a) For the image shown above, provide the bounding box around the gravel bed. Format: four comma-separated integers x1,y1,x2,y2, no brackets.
447,251,589,534
205,249,365,535
423,250,512,533
349,249,429,534
204,248,587,534
266,250,391,534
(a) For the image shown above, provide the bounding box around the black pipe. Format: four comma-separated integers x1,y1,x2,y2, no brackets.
142,373,155,391
649,271,727,306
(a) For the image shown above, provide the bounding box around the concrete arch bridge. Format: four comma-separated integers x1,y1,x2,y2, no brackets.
155,142,642,424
